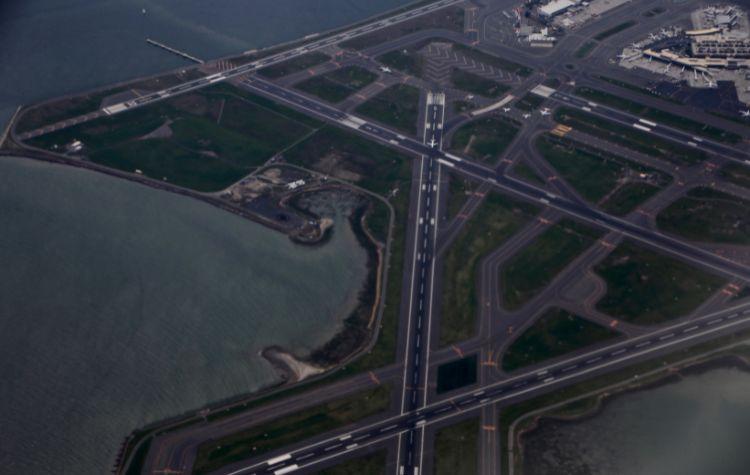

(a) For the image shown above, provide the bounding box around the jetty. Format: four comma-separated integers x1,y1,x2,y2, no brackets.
146,38,204,64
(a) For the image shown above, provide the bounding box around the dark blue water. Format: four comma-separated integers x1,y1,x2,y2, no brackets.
0,0,409,128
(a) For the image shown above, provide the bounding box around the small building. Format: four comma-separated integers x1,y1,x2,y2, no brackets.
539,0,577,19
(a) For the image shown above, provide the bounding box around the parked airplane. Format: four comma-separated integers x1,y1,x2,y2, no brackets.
502,107,511,113
741,110,750,118
379,66,392,73
428,137,438,148
540,108,551,116
522,113,531,119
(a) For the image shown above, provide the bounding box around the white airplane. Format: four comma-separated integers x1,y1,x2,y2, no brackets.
740,110,750,117
522,113,531,119
707,79,717,88
540,108,551,116
379,66,392,73
502,107,511,113
428,137,439,148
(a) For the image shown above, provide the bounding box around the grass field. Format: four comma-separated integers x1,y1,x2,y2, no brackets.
595,240,726,325
535,135,672,215
720,162,750,189
501,219,603,310
656,187,750,245
355,84,421,135
451,68,509,98
377,49,424,77
593,20,636,41
258,51,330,78
440,192,538,346
449,116,520,162
437,355,478,393
574,87,741,144
316,451,386,475
575,41,598,59
501,308,621,371
446,175,478,220
554,107,707,165
283,126,413,370
434,419,479,475
15,69,206,133
28,84,320,191
512,160,546,187
295,66,377,103
193,384,392,473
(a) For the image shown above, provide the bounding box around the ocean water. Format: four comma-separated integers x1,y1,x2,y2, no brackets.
0,1,410,473
522,367,750,475
0,0,409,128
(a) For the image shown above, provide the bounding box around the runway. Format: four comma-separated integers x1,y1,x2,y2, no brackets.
240,76,750,285
531,85,750,165
219,303,750,475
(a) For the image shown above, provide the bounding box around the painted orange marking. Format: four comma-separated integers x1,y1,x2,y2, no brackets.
538,217,552,225
482,425,496,431
368,371,381,385
599,240,615,249
610,320,619,328
451,345,465,358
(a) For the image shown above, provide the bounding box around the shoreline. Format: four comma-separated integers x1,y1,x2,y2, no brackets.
0,149,390,475
263,190,386,373
514,351,750,470
262,346,328,383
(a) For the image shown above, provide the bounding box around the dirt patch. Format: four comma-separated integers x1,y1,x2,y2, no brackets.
262,346,326,383
314,151,362,182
